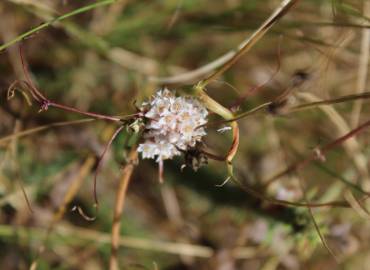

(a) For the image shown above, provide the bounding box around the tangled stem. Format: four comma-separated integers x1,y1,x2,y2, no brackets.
7,45,123,123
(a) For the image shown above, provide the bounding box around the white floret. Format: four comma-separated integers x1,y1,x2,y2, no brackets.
137,89,208,162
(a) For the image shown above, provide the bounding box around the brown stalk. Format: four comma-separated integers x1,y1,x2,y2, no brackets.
228,117,370,209
30,157,96,270
264,118,370,188
351,1,370,127
152,0,292,85
194,0,300,170
290,92,370,111
204,91,370,127
199,0,300,88
344,190,370,219
109,148,138,270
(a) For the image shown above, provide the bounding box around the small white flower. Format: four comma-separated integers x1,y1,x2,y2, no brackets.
137,143,158,159
137,89,208,162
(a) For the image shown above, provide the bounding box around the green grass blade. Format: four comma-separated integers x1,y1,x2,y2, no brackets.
0,0,116,52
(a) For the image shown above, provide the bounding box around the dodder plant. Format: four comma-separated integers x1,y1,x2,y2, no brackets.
4,0,370,268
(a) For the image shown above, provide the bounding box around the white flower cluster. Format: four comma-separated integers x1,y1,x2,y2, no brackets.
137,89,208,162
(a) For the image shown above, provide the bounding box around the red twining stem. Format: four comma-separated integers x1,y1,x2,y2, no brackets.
18,44,122,122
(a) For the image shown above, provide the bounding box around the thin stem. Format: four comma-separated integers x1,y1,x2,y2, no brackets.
0,119,95,146
94,125,125,207
297,175,339,262
350,1,370,128
109,149,138,270
0,0,117,52
229,175,348,208
194,88,240,165
199,0,300,88
225,102,272,124
230,36,283,109
193,0,300,169
264,118,370,187
9,45,123,123
290,92,370,112
314,162,370,196
49,102,122,122
208,91,370,127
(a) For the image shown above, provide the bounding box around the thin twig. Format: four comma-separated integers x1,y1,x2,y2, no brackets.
230,36,283,109
199,0,300,88
314,162,370,196
109,149,138,270
93,125,125,207
206,91,370,127
291,92,370,111
264,118,370,188
153,0,299,85
297,92,370,190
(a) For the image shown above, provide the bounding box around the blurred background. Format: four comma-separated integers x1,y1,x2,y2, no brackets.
1,0,370,269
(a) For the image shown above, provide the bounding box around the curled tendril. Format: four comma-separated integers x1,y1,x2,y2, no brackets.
7,80,35,106
71,205,96,221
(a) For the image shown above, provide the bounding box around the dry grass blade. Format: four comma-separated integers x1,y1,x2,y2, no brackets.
109,149,138,270
344,190,370,219
154,0,300,85
290,92,370,111
4,0,185,79
230,175,348,208
0,119,95,146
297,92,370,190
215,92,370,125
150,51,235,84
0,224,215,258
297,176,339,262
200,0,300,87
0,0,117,52
6,120,34,213
350,1,370,127
0,223,262,259
264,118,370,186
52,157,96,224
30,157,96,270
